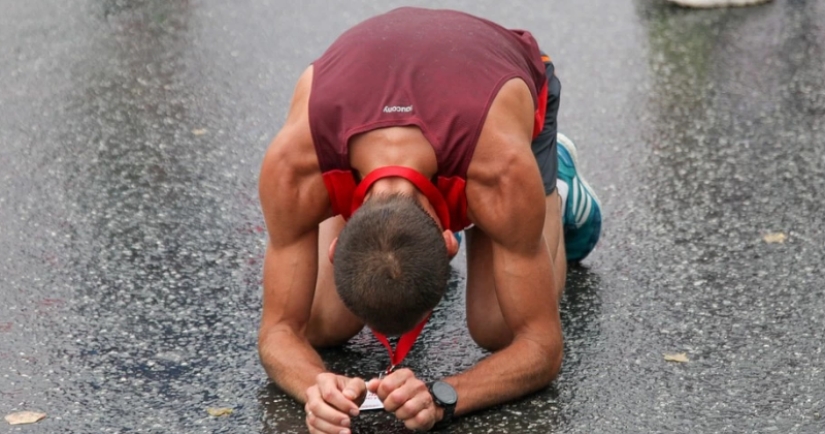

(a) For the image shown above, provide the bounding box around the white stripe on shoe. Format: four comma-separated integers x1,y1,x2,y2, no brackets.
577,191,592,228
557,133,602,216
573,179,584,223
573,178,591,228
556,180,569,219
571,177,580,225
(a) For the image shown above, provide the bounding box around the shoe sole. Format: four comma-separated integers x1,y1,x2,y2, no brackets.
557,133,602,212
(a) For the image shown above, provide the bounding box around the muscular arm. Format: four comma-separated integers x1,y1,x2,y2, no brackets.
257,68,332,402
447,79,564,416
258,230,325,402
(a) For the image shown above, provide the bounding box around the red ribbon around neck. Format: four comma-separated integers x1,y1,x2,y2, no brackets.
350,166,451,230
371,313,431,373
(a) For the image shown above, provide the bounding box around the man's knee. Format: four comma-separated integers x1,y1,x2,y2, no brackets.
466,297,513,352
468,320,513,352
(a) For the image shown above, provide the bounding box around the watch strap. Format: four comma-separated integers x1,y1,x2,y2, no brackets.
428,381,456,430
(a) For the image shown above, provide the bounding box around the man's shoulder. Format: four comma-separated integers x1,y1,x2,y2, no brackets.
259,128,329,233
468,78,535,185
263,67,319,182
260,126,321,193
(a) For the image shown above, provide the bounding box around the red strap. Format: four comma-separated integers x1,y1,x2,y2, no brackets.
350,166,451,230
371,313,431,371
533,81,549,140
436,176,468,232
322,170,357,219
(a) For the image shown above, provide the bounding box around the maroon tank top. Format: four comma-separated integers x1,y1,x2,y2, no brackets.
309,7,547,231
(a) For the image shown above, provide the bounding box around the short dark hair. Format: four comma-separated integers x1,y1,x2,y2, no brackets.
334,193,450,336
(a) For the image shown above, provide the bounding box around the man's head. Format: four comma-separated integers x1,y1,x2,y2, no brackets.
332,193,453,336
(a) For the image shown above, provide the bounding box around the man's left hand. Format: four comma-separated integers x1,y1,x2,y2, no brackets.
367,368,443,431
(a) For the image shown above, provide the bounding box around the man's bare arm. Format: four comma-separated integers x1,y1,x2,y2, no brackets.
445,78,564,416
258,234,324,402
257,68,332,402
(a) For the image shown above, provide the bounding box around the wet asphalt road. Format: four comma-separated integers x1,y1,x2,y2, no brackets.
1,0,824,433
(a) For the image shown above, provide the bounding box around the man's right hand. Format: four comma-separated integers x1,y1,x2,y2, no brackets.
305,373,367,434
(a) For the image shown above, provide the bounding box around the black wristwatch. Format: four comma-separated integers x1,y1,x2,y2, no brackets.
428,380,458,430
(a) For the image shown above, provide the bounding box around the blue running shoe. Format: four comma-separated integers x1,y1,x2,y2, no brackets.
557,133,602,262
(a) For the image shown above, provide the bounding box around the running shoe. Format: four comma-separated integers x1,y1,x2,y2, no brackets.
557,133,602,262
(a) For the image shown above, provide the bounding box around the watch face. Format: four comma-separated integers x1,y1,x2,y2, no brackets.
432,381,458,405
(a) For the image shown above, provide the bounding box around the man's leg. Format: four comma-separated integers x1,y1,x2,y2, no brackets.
305,216,365,347
531,59,600,263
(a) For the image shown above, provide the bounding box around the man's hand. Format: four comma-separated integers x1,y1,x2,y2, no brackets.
367,369,443,431
305,373,367,434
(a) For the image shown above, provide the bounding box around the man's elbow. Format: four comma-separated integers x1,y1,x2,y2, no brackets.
257,326,278,380
257,323,298,377
528,334,564,387
543,342,563,384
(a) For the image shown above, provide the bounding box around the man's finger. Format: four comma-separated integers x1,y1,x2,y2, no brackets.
306,385,352,432
342,377,366,401
308,409,351,434
317,374,359,415
375,368,415,400
404,409,436,432
393,387,434,421
366,378,381,393
382,378,426,413
342,377,367,410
